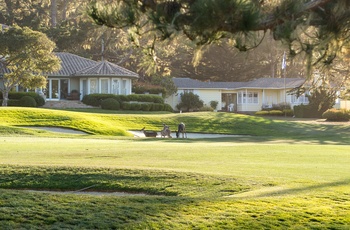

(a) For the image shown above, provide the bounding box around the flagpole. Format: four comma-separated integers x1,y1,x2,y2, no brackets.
282,52,287,117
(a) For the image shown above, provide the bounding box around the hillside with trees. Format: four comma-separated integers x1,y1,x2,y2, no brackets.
0,0,306,83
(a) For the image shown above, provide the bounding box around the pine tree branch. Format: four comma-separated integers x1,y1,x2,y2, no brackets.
256,0,333,31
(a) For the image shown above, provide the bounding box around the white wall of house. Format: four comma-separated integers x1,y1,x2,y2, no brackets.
70,78,79,92
196,89,221,110
262,89,279,106
339,100,350,109
164,94,178,110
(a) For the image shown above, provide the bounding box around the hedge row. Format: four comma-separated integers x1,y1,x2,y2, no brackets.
255,109,294,117
0,92,45,107
100,97,173,112
82,94,164,107
322,109,350,121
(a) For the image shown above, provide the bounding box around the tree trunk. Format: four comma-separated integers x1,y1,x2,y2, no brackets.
51,0,57,27
2,90,9,106
62,0,67,21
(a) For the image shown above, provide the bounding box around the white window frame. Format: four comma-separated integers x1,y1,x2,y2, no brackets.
290,93,309,104
89,78,98,94
100,78,110,94
237,91,259,104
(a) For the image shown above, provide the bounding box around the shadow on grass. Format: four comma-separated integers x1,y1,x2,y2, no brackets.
238,179,350,198
0,165,248,198
128,133,350,145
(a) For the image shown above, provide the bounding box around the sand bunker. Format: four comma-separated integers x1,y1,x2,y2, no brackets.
129,130,246,139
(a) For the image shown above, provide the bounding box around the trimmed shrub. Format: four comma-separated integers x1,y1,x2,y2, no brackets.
121,102,131,110
130,103,141,111
82,94,100,106
151,103,164,111
19,96,37,107
0,92,44,107
150,96,164,104
199,106,214,112
255,111,270,116
127,94,164,103
269,110,284,116
0,92,34,100
101,98,120,110
163,104,173,112
7,100,21,106
294,104,320,118
322,109,350,121
255,109,293,116
82,94,164,107
283,109,294,117
141,103,152,111
32,94,45,107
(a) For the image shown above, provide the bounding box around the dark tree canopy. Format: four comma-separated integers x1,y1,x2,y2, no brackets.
0,25,60,106
88,0,350,74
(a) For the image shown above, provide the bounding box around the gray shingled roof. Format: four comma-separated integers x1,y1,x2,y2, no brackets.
50,52,98,76
49,52,138,78
173,77,305,89
173,78,246,89
74,60,138,78
244,78,306,89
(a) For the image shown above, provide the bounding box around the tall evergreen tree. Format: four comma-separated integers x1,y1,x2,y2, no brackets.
88,0,350,75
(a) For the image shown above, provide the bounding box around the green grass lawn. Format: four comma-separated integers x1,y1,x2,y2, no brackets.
0,107,349,229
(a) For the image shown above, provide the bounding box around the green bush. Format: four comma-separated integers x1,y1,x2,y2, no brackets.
121,102,131,110
19,96,37,107
255,110,290,116
32,94,45,107
322,109,350,121
151,103,164,111
269,110,284,116
163,103,173,112
130,103,141,111
82,94,164,107
127,94,164,103
294,104,318,118
101,98,120,110
6,99,21,106
210,100,219,110
141,103,152,111
126,94,139,102
176,92,204,112
0,92,34,100
199,106,214,112
283,109,294,117
82,94,100,106
0,92,44,107
255,111,270,116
